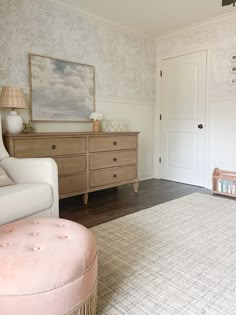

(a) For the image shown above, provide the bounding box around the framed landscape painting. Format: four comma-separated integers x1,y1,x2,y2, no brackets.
29,54,95,122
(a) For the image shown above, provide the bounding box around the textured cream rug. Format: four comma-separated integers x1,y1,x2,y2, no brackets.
91,193,236,315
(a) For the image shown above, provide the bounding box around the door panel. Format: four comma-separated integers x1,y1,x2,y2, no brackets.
167,133,196,170
160,51,206,186
169,65,198,120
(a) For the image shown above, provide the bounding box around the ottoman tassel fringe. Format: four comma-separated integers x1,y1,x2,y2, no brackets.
65,280,97,315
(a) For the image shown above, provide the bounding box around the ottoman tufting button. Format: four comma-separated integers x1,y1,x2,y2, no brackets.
32,232,39,236
59,235,68,239
1,243,10,247
57,223,65,228
33,221,39,225
32,246,40,251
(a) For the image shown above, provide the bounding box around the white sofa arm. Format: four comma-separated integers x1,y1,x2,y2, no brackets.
0,157,59,217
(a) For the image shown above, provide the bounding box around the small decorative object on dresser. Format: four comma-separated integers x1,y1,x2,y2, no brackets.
23,120,34,134
3,132,139,204
0,87,27,134
103,119,126,132
89,112,103,132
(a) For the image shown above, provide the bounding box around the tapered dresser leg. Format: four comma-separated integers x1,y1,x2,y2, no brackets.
83,193,88,205
133,182,139,193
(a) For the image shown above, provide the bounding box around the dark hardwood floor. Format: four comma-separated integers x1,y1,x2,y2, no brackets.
60,179,211,228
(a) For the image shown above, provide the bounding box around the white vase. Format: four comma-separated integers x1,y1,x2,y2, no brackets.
5,110,23,134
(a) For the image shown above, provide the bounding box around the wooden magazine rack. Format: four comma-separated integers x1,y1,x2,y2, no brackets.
212,168,236,198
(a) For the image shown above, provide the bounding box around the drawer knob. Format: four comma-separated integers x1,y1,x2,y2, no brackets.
113,141,117,145
113,174,117,178
52,145,57,150
113,157,117,162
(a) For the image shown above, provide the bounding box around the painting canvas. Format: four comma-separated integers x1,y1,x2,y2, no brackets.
30,54,95,121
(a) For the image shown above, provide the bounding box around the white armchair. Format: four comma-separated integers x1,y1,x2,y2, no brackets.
0,115,59,225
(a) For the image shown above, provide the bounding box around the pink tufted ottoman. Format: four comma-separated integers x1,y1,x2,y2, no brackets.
0,218,97,315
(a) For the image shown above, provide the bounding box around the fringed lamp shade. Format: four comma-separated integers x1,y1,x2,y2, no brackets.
0,87,27,109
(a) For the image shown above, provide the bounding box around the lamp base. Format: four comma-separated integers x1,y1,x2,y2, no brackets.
5,110,23,134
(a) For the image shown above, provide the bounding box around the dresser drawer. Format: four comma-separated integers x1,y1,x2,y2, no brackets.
59,173,87,196
89,136,137,152
90,150,137,170
54,156,86,176
89,165,137,188
14,137,86,157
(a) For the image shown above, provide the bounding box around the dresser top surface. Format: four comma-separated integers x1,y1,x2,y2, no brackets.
4,131,140,138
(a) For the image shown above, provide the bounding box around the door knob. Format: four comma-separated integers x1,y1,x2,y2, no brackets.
198,124,203,129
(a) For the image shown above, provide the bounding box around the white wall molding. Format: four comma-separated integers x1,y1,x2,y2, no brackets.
157,48,212,67
36,0,153,40
0,87,154,107
139,171,153,181
96,95,154,107
210,96,236,102
156,11,236,40
37,0,236,40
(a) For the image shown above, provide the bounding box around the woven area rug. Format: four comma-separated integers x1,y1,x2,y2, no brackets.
91,193,236,314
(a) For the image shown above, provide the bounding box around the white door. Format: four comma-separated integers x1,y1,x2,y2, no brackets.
160,51,206,186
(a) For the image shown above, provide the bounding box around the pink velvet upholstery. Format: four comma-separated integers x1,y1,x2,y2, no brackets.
0,218,97,315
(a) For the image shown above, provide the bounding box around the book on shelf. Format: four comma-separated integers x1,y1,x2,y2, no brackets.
217,179,236,194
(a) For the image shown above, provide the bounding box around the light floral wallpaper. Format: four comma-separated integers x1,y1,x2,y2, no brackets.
0,0,155,102
0,0,155,180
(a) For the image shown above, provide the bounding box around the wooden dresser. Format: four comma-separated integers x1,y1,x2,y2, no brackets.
3,132,139,204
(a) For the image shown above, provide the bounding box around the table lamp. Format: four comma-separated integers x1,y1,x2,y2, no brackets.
0,87,27,134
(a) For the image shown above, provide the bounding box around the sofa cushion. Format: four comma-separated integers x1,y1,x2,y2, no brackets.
0,184,53,224
0,166,14,187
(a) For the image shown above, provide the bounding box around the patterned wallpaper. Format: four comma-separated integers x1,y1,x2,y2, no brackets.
156,14,236,98
0,0,155,101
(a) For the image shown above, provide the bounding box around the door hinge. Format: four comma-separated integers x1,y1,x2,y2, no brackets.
159,157,162,163
160,114,162,120
160,70,162,77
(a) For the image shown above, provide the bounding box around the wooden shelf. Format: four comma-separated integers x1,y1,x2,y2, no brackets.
212,168,236,198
